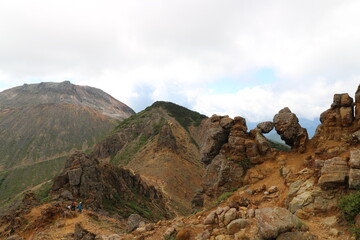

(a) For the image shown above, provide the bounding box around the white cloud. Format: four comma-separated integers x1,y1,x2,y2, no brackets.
0,0,359,121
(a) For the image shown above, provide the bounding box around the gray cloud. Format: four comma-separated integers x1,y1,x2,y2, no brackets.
0,0,359,120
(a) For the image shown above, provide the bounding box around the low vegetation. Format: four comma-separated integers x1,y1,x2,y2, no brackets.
102,193,157,220
0,156,66,203
338,191,360,238
151,101,207,131
214,191,234,205
338,191,360,222
110,134,150,166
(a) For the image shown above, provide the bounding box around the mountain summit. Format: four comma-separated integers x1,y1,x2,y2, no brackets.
0,81,135,119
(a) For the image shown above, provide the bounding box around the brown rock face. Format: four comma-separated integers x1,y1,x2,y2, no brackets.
202,154,244,198
319,93,354,127
318,157,349,189
52,152,171,220
312,90,360,158
273,107,308,152
200,115,234,164
201,115,275,204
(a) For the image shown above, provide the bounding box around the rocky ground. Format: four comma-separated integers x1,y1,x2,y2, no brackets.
2,86,360,239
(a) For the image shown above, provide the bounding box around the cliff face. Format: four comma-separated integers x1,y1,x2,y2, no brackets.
52,151,171,220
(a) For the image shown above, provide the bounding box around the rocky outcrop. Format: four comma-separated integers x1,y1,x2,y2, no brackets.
318,157,349,189
200,115,234,164
52,152,171,220
321,93,354,127
273,107,308,152
202,154,244,198
312,89,360,158
200,115,276,204
255,207,303,239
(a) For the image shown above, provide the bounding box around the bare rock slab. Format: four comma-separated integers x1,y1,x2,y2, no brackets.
255,207,303,239
318,157,349,189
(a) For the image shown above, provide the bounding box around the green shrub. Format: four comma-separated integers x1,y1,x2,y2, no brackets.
338,191,360,222
351,225,360,240
214,191,234,205
151,101,207,131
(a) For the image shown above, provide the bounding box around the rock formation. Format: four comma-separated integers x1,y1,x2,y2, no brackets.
200,115,234,164
257,121,274,134
273,107,308,152
312,87,360,158
199,115,276,206
52,151,171,220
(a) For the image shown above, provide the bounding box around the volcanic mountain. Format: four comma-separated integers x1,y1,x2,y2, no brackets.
0,81,134,203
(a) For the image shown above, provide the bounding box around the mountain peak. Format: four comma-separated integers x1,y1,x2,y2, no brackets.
0,81,135,120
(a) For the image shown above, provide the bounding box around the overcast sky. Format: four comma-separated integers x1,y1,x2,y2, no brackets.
0,0,359,122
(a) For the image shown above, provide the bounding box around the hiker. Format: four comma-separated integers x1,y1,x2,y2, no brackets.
71,200,77,211
77,202,83,213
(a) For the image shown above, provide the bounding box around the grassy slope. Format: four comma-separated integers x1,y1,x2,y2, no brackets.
0,104,116,170
0,156,67,202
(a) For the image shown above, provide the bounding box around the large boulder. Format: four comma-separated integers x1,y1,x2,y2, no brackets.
289,191,314,214
273,108,308,152
255,207,303,239
200,115,234,164
257,121,274,134
318,157,349,189
227,219,248,235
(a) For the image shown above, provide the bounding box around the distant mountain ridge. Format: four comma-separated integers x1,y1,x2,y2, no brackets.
0,81,135,119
